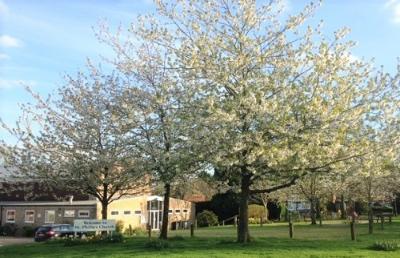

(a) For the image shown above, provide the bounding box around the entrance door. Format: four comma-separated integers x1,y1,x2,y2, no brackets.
149,210,161,230
148,199,163,230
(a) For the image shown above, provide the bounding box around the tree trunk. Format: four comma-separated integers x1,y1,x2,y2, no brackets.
159,183,170,240
264,203,269,223
367,180,373,234
316,198,321,219
101,200,108,235
310,198,317,225
340,194,346,219
101,201,108,219
368,202,373,234
284,201,289,222
237,173,251,243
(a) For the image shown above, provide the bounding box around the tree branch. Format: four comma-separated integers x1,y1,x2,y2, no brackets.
249,176,299,194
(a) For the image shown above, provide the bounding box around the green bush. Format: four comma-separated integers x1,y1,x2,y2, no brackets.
248,217,260,224
371,241,400,251
372,204,393,213
60,232,124,247
22,226,35,237
197,210,218,227
115,220,124,233
123,226,146,236
248,204,266,219
144,239,169,250
0,223,18,236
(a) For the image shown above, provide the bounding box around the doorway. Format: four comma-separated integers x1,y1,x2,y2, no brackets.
147,199,163,230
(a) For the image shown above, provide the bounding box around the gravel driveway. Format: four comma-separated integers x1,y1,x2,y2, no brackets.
0,237,33,247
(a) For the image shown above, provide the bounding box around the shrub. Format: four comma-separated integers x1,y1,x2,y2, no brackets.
355,201,368,215
248,205,266,219
22,226,35,237
0,223,18,236
197,210,218,227
371,241,400,251
372,204,393,213
60,232,124,247
248,217,259,224
124,224,133,236
144,239,169,250
123,226,146,236
115,220,124,233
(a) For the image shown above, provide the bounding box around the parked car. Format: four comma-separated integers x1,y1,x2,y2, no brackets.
34,224,75,242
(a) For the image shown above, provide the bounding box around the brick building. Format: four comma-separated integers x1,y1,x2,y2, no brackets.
0,170,195,233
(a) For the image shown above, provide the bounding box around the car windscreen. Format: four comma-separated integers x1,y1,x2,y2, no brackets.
59,225,73,231
36,226,51,232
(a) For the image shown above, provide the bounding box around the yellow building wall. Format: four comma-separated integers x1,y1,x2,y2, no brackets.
97,196,148,230
168,197,195,223
95,195,195,231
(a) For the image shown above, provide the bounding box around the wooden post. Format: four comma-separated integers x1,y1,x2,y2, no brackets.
222,220,225,226
288,212,293,239
233,215,237,228
129,224,133,236
147,224,151,238
190,223,194,237
350,220,356,241
289,221,294,239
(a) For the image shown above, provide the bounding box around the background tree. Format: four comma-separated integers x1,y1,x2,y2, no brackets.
100,0,399,243
98,35,202,239
297,173,326,225
0,66,145,219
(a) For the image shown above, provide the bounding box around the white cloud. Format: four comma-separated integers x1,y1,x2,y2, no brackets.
0,0,9,15
385,0,400,24
0,35,22,48
385,0,398,8
0,53,9,60
0,79,35,89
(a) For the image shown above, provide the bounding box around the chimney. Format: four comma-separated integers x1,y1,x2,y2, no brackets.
69,195,74,205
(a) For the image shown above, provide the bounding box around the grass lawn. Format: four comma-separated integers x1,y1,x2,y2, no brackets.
1,219,400,258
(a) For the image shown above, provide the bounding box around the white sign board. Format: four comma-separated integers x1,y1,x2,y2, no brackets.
73,219,116,232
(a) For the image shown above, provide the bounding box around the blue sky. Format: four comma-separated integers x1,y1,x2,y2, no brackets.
1,0,400,143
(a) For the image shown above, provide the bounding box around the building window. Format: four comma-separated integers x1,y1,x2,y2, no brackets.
45,210,55,224
124,211,131,215
64,210,75,218
6,210,16,223
111,211,119,216
134,210,141,215
78,210,90,218
175,210,181,213
183,209,188,213
25,210,35,223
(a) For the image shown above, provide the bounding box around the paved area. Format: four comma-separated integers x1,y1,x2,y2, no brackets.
0,237,33,247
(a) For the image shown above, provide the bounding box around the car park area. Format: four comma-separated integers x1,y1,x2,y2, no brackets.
0,237,33,247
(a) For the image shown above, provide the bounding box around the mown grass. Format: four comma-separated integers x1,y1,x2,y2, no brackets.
1,219,400,258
